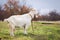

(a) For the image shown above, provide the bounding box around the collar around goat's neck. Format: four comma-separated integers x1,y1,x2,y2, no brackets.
28,11,35,19
28,14,33,18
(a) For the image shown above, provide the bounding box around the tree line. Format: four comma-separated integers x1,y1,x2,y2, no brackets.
0,0,60,21
36,10,60,21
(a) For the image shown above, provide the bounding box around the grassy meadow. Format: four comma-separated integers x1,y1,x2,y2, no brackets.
0,21,60,40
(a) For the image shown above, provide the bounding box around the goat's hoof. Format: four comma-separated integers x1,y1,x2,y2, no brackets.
24,33,28,35
10,34,14,37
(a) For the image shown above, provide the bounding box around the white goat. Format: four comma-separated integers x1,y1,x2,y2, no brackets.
4,8,39,36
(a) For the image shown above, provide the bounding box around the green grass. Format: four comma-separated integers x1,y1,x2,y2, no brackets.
0,21,60,40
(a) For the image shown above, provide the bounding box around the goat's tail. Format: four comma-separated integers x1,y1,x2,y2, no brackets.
4,19,8,22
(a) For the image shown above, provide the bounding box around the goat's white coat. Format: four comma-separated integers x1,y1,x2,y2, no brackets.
4,8,38,36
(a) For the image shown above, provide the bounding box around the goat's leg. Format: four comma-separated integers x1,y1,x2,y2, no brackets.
9,24,15,36
24,25,29,34
24,26,27,34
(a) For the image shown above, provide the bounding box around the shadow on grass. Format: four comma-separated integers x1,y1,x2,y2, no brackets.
28,33,47,40
15,33,48,40
0,32,48,40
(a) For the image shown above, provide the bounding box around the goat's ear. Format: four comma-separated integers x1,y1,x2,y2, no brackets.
29,8,36,11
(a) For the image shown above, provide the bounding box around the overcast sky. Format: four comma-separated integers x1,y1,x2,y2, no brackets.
0,0,60,15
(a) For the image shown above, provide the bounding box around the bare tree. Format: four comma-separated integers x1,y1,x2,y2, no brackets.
4,0,21,15
49,10,60,21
